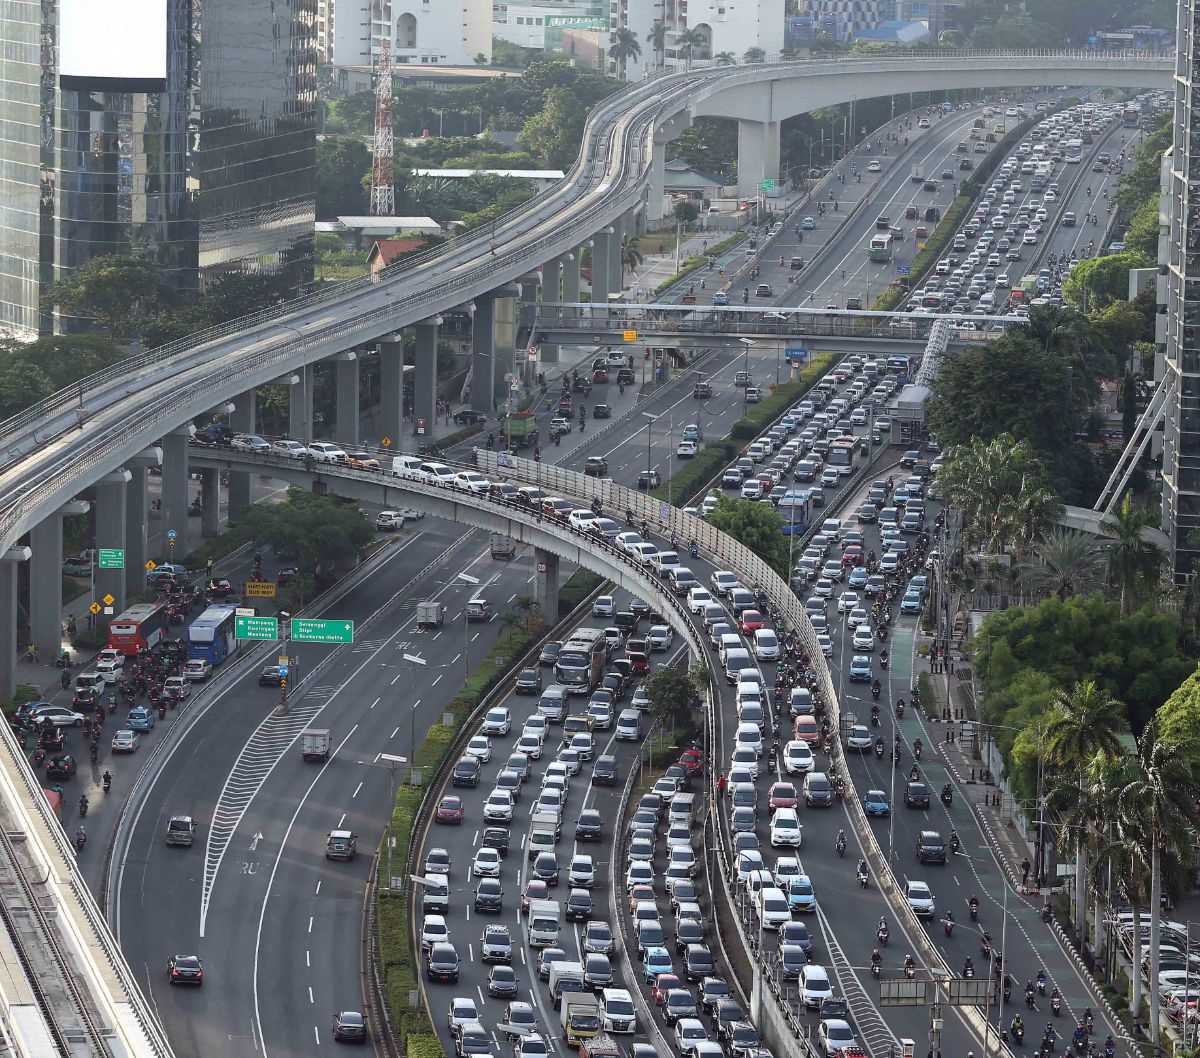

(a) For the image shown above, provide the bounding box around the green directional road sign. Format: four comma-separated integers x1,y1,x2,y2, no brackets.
290,618,355,644
759,179,775,193
235,615,279,641
97,549,125,569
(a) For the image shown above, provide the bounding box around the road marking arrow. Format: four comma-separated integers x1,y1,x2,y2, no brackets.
249,831,263,851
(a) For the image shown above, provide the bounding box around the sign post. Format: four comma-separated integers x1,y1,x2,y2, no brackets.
234,615,280,641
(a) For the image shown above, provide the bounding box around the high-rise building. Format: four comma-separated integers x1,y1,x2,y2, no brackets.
0,0,317,339
319,0,492,70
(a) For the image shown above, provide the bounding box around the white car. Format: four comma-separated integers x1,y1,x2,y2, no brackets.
837,591,859,614
847,607,870,629
516,733,542,759
482,707,510,735
710,570,739,596
592,595,615,616
846,724,873,751
95,651,125,683
905,880,936,917
629,543,658,567
569,854,595,887
420,913,450,950
483,790,514,823
447,997,479,1031
307,441,347,463
465,735,492,762
801,964,833,1008
676,440,698,459
753,629,780,661
819,1019,858,1058
770,807,803,848
759,886,793,930
687,587,714,613
784,740,814,775
453,471,491,493
616,532,644,554
182,659,212,681
231,434,271,453
472,847,502,877
852,626,875,651
271,438,307,458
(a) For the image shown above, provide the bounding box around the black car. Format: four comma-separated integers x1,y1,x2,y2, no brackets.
583,952,613,989
489,482,519,503
565,888,593,922
45,754,76,780
453,409,488,426
917,830,946,864
780,943,807,980
331,1011,367,1042
616,367,635,385
636,469,661,490
532,852,559,886
905,781,931,809
480,924,512,963
515,668,542,695
451,756,481,788
613,611,638,635
699,976,732,1015
575,809,603,842
481,827,509,856
684,943,715,982
426,943,460,982
259,666,284,686
592,755,618,785
674,918,706,953
167,954,203,985
488,964,519,998
593,404,611,419
727,1022,762,1058
714,1000,748,1040
781,920,814,955
820,995,851,1020
474,878,504,912
539,642,562,667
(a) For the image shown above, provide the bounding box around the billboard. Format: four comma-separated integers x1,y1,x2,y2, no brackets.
60,0,167,88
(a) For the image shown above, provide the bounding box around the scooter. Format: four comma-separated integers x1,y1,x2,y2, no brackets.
102,772,112,794
1051,994,1062,1017
74,829,87,852
78,795,88,818
878,926,889,947
874,739,885,759
157,703,167,720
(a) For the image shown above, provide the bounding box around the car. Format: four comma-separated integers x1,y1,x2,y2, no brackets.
819,1019,857,1058
426,942,460,982
31,704,85,728
848,656,872,682
465,735,491,763
769,782,798,809
904,781,931,809
801,964,832,1008
425,847,451,874
677,440,698,459
271,438,307,458
481,828,509,858
481,706,510,735
483,790,514,823
583,919,614,956
770,807,803,848
326,829,357,860
183,659,212,681
44,753,77,780
917,830,947,864
569,854,595,888
642,947,675,983
110,729,140,753
846,725,873,751
480,924,512,963
331,1011,367,1042
906,880,935,917
592,595,615,617
514,667,542,695
787,874,817,913
231,433,271,453
307,441,347,463
167,954,204,985
664,989,698,1024
674,1017,709,1050
127,706,155,732
864,789,891,817
521,879,549,913
539,642,561,666
784,740,814,775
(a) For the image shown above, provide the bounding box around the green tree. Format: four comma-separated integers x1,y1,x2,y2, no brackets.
642,666,700,729
1062,251,1152,313
1102,495,1166,616
0,360,53,419
672,199,700,226
1016,527,1101,600
42,254,172,340
677,27,709,66
11,334,126,390
517,87,588,167
1156,666,1200,769
743,46,767,62
705,499,790,578
608,27,642,79
316,136,371,218
646,21,668,69
1043,681,1126,940
714,51,737,65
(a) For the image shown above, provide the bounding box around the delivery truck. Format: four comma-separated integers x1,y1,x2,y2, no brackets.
300,729,331,762
910,163,924,183
560,995,602,1046
416,601,444,628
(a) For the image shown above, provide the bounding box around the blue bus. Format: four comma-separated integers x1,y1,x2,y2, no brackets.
187,604,241,664
777,489,812,535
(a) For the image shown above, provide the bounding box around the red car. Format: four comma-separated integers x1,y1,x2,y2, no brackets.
841,546,863,567
738,610,765,635
794,715,820,745
435,795,464,824
592,367,609,383
628,652,650,676
522,879,549,912
678,747,705,776
768,782,798,809
652,973,684,1006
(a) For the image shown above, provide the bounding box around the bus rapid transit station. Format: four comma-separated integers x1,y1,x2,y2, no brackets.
0,49,1178,1058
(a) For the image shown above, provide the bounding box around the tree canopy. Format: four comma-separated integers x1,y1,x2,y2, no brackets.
705,498,790,578
0,334,127,419
1062,252,1152,313
43,255,172,341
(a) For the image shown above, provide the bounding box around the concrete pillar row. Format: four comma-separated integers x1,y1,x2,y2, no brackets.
413,320,439,437
737,118,781,198
590,230,613,307
0,548,30,700
289,363,314,440
608,214,625,297
334,353,361,447
161,425,193,562
229,389,256,520
29,500,90,660
199,468,220,538
126,463,150,595
647,141,667,224
540,256,564,366
471,297,496,415
378,335,405,446
562,251,581,304
95,469,130,621
534,548,560,625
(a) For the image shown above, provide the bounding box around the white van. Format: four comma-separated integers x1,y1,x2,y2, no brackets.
418,461,456,485
421,874,449,912
601,988,637,1034
759,886,793,930
390,455,424,478
527,898,561,947
616,709,641,741
669,792,696,826
717,634,743,662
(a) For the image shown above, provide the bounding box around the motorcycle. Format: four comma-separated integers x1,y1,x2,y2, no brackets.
74,828,87,852
1051,994,1062,1017
903,957,916,980
951,832,960,854
1042,904,1053,923
963,960,975,980
78,795,88,818
157,703,167,720
1026,986,1037,1009
895,700,905,719
102,772,112,794
981,934,992,960
941,784,954,806
944,917,955,937
914,739,923,761
1037,973,1047,997
1003,981,1013,1004
874,739,885,759
1013,1024,1026,1046
871,682,881,701
688,542,699,559
870,960,881,979
879,650,889,668
835,835,847,858
870,705,881,727
766,755,777,774
857,867,869,889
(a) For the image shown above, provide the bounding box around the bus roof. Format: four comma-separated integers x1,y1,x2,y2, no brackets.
188,604,239,638
563,627,606,645
112,602,165,622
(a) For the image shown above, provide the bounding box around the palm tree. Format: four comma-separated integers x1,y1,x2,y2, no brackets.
1016,527,1101,600
620,233,643,273
1119,719,1197,1045
713,50,736,64
742,46,767,62
677,27,708,67
1043,682,1126,942
645,21,667,70
1102,494,1166,615
608,27,642,79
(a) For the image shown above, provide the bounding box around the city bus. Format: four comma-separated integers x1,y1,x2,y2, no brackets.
1063,139,1083,163
555,627,609,695
187,603,241,665
826,436,863,477
868,233,893,262
777,490,812,535
1122,104,1141,128
108,602,169,657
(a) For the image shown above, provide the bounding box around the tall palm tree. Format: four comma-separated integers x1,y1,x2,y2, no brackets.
620,233,643,273
1017,527,1101,600
645,21,668,70
607,27,642,79
1043,683,1126,942
1103,494,1166,615
1119,719,1198,1044
677,27,708,67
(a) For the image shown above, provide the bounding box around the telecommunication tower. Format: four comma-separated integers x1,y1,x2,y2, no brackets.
369,36,395,216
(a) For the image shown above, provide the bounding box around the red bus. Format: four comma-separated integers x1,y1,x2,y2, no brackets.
107,602,168,656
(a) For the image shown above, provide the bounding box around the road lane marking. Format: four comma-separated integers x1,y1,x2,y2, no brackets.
352,782,363,799
390,727,399,739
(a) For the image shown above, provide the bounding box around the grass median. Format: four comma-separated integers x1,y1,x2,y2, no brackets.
653,232,747,296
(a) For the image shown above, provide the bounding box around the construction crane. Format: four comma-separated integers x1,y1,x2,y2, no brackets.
370,36,395,216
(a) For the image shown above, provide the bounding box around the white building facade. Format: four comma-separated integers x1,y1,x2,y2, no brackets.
319,0,492,69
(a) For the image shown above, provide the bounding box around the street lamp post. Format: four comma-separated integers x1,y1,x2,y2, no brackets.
402,653,426,776
456,572,480,681
738,338,755,416
641,411,658,491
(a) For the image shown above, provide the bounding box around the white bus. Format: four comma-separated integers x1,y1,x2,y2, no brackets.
1063,139,1083,163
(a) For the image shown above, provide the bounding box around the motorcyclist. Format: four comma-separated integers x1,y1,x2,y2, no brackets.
857,859,869,884
871,948,882,969
75,825,86,849
963,956,974,977
835,829,847,853
102,770,112,792
1012,1014,1025,1039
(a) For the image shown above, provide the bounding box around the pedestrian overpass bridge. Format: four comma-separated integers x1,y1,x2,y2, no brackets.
0,49,1174,1055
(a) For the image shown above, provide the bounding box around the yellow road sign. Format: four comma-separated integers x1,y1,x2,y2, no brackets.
102,593,115,606
88,602,102,615
623,330,638,342
245,581,277,598
144,560,157,571
380,437,392,448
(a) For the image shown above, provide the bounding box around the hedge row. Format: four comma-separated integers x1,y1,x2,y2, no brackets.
871,193,974,312
650,353,834,506
653,232,748,296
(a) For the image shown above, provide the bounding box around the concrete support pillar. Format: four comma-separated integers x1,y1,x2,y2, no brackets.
126,463,150,595
413,321,438,433
609,214,625,297
471,296,496,414
590,232,612,307
494,294,517,408
161,426,192,561
334,354,361,447
562,251,581,305
379,336,405,445
199,468,220,538
289,363,314,440
0,549,29,700
647,141,667,224
29,501,88,660
95,470,130,621
229,390,255,520
534,548,560,625
543,257,562,306
737,119,781,198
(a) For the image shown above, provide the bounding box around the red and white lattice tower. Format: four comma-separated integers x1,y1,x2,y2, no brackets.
369,36,395,216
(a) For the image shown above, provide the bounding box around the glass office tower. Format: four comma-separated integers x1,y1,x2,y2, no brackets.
0,0,316,339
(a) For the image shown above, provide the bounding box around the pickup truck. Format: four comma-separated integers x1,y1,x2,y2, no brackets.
300,729,331,762
560,994,602,1046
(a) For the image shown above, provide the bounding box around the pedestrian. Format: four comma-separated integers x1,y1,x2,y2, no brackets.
1021,858,1031,886
716,774,727,799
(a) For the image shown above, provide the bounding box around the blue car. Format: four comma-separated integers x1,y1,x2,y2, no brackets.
802,216,816,230
787,874,818,913
641,947,674,983
864,789,891,817
900,591,923,615
848,655,872,682
847,567,869,588
127,706,155,732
